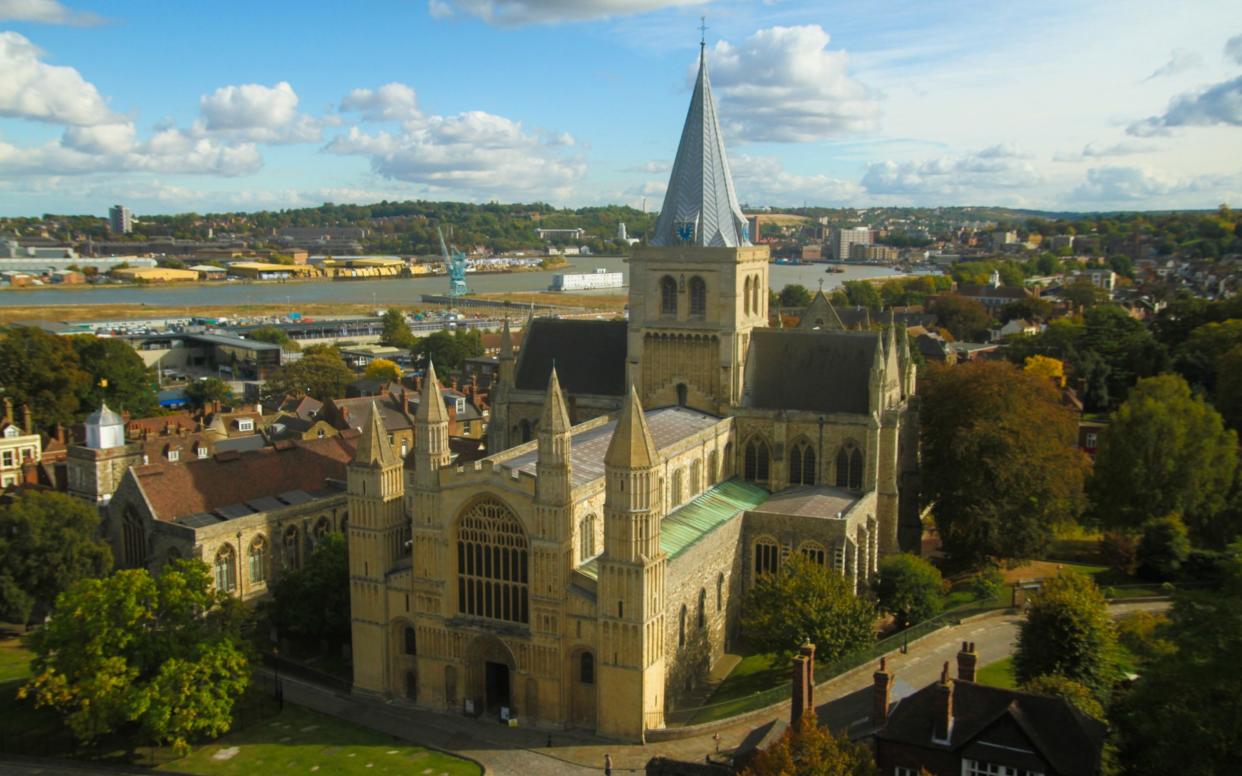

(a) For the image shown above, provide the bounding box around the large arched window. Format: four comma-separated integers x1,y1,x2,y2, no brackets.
248,536,268,584
754,536,780,577
404,626,417,655
744,437,771,483
579,514,597,562
707,450,718,485
800,540,827,566
690,459,702,495
835,442,864,490
689,276,707,318
214,544,237,593
751,275,761,317
122,510,145,568
788,439,817,486
456,497,529,625
660,275,678,316
312,516,331,547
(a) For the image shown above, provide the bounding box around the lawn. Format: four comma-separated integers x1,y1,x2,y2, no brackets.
162,704,480,776
686,652,785,724
0,633,32,683
976,657,1017,689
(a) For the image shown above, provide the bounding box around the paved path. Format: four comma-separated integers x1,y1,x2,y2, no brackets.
266,601,1171,775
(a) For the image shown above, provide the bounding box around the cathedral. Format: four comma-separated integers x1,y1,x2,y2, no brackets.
346,42,920,740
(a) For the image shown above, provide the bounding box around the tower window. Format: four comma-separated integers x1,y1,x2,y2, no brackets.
660,275,678,316
689,276,707,317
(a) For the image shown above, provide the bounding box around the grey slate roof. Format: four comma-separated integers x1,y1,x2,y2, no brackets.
650,45,750,248
501,406,721,488
744,329,879,415
514,318,627,397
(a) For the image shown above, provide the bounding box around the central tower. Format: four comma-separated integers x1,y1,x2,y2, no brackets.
627,40,770,413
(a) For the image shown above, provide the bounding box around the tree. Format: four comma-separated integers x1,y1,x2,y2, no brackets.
1136,514,1191,580
741,712,879,776
1214,343,1242,431
380,308,416,350
1113,544,1242,775
1023,354,1066,388
1021,674,1105,720
0,491,112,626
740,555,875,660
840,280,882,309
19,560,250,753
262,346,355,402
1000,295,1053,322
363,358,402,384
1087,374,1238,546
920,361,1087,566
778,284,814,308
873,554,943,629
0,325,90,431
929,294,992,341
246,325,300,352
268,533,350,651
183,376,233,409
1061,278,1110,309
1013,572,1117,699
72,335,159,418
412,328,485,372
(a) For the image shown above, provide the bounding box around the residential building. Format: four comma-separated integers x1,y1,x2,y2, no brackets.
109,204,133,235
832,226,872,261
0,401,40,489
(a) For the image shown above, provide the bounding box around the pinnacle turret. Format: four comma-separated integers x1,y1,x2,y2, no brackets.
605,386,660,469
355,401,399,468
539,366,571,434
416,361,449,423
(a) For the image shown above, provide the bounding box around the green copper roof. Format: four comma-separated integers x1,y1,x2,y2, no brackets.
661,479,769,559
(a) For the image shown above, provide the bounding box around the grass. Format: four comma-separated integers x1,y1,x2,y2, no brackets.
0,634,32,683
161,704,479,776
976,657,1017,689
685,652,786,724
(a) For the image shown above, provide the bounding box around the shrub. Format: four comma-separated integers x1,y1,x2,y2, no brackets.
971,567,1006,602
1137,515,1191,580
1099,531,1138,576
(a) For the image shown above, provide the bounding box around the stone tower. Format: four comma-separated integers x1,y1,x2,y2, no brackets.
596,387,667,738
627,41,770,413
488,318,515,452
348,401,406,695
407,361,453,617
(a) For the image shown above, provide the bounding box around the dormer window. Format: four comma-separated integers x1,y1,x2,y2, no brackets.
168,450,179,462
197,447,208,458
456,398,466,414
3,426,17,439
237,418,254,432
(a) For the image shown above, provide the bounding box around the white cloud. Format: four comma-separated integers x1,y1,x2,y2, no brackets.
0,0,103,25
706,25,879,143
61,122,135,154
1143,49,1202,81
428,0,705,26
861,147,1041,199
0,31,115,125
197,81,320,143
339,83,420,122
1128,75,1242,136
0,127,262,177
731,154,860,206
326,95,584,197
1070,166,1183,202
1227,33,1242,66
1052,140,1157,162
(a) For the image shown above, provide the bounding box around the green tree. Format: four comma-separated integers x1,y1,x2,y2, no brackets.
246,325,300,352
1061,278,1110,309
1214,343,1242,431
741,712,879,776
999,295,1053,322
380,309,416,350
183,376,233,409
1136,514,1191,580
929,294,993,341
1087,374,1238,546
778,284,814,308
0,325,90,431
0,491,112,626
412,328,484,372
1021,674,1106,720
1113,544,1242,775
740,555,875,660
1013,572,1117,699
19,560,250,753
363,358,402,383
72,335,159,418
872,553,943,629
268,533,350,651
921,361,1087,565
840,280,882,309
263,347,355,402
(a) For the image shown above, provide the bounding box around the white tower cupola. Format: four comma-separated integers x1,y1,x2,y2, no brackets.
85,402,125,450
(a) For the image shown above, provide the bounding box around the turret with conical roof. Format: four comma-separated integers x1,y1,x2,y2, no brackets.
85,401,125,449
355,401,399,468
536,367,573,509
410,361,451,488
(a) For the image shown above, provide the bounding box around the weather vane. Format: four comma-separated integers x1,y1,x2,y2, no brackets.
699,16,708,48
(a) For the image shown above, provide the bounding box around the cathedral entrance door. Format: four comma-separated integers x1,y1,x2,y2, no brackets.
485,661,510,712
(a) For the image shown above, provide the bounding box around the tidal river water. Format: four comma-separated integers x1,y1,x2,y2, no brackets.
0,256,903,310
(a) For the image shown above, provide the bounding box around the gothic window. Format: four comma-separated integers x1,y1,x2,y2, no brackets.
248,536,268,584
690,459,702,494
788,440,817,486
689,276,707,318
519,419,532,442
697,588,706,629
214,544,237,593
580,652,595,684
743,276,752,315
707,450,718,485
313,516,331,545
122,510,145,568
283,525,300,569
404,626,417,655
754,536,780,577
456,496,529,625
579,514,597,561
744,438,771,483
660,275,678,316
800,541,827,566
679,605,687,647
835,442,864,490
751,275,761,317
671,468,684,507
716,572,724,611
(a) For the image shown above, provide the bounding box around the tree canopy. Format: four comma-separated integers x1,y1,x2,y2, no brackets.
929,294,992,341
268,533,350,651
1087,374,1238,546
246,325,300,352
262,346,355,402
363,358,402,384
872,553,943,630
184,376,233,409
20,560,250,753
1013,572,1118,700
0,326,91,431
741,712,879,776
740,555,875,660
920,360,1088,565
778,284,814,308
379,309,416,350
0,491,112,626
412,328,484,372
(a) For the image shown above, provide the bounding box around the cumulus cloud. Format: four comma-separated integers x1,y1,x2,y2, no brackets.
339,83,420,122
1070,166,1183,202
327,89,584,197
861,147,1041,199
1143,49,1202,81
1128,75,1242,135
1053,140,1157,162
705,25,879,143
0,124,262,176
428,0,705,25
0,0,103,25
731,154,859,205
1227,33,1242,66
197,81,321,143
0,31,116,125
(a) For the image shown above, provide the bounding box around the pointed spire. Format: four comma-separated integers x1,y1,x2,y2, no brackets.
605,386,660,469
416,361,449,423
499,317,513,359
355,401,399,467
651,38,749,248
540,366,571,433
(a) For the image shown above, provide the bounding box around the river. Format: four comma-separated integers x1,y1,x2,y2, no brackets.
0,256,903,309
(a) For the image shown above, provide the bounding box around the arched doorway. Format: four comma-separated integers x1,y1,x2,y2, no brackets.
465,633,517,715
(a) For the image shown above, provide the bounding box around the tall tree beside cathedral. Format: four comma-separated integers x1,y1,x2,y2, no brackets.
920,361,1087,566
740,555,875,660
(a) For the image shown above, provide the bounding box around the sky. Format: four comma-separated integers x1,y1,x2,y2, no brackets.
1,0,1241,217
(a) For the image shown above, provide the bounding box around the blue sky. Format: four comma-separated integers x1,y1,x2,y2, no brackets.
1,0,1241,216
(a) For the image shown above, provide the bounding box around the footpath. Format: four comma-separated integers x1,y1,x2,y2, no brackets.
268,600,1169,776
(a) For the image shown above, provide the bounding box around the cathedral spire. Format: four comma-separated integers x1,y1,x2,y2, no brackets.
605,386,660,469
650,36,749,248
499,317,513,360
355,401,398,468
539,366,571,434
416,361,449,423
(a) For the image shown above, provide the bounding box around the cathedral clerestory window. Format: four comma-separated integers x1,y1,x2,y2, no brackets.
789,440,817,486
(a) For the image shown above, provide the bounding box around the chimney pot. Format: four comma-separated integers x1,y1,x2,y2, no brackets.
934,667,955,742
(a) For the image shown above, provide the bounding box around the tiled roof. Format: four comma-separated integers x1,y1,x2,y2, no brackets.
132,434,356,522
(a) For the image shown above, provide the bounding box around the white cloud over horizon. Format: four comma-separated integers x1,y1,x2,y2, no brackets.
0,0,103,26
427,0,705,26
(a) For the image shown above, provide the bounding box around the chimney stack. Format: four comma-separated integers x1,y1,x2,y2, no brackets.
22,404,33,434
933,661,954,743
2,398,12,425
872,657,893,725
790,642,817,727
957,641,977,682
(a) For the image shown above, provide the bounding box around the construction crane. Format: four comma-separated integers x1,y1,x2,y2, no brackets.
438,226,469,297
